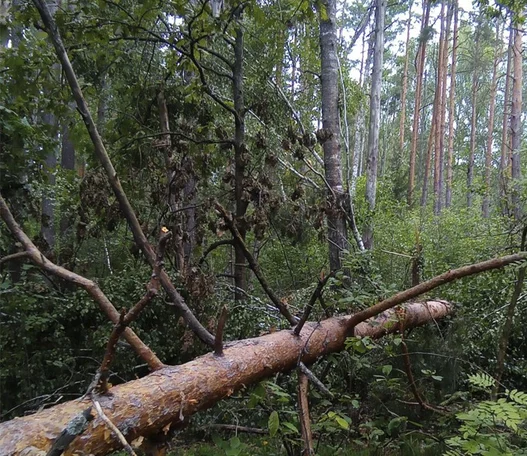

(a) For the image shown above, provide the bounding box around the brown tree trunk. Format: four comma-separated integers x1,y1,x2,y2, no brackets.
445,0,458,208
482,22,501,218
467,72,479,208
0,301,453,455
364,0,386,249
408,0,431,207
319,0,348,269
510,24,523,221
434,1,452,215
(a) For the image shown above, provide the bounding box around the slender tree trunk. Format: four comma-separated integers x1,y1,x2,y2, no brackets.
445,0,458,208
408,0,431,207
510,24,523,221
364,0,386,249
467,73,479,208
319,0,348,270
233,23,249,299
499,25,513,211
433,1,451,215
482,22,501,218
399,2,413,154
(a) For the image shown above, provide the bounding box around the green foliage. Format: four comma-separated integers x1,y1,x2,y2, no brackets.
444,376,527,455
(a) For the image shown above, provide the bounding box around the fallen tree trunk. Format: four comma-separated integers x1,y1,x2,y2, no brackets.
0,301,451,455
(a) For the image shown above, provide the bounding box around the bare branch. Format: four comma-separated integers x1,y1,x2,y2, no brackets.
32,0,214,347
214,306,228,357
347,252,527,331
0,193,164,370
199,239,235,266
294,273,334,336
92,401,137,456
215,202,297,326
0,251,29,267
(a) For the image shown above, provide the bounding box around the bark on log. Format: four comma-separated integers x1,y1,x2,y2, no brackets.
0,301,452,455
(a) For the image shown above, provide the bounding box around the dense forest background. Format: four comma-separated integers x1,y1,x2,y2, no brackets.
1,0,527,454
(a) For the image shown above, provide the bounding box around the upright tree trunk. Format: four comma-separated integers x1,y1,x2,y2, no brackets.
408,0,431,207
233,23,249,299
432,1,451,214
435,2,452,215
467,71,478,208
319,0,348,270
399,2,413,154
445,0,458,208
363,0,386,249
482,22,501,218
510,24,523,221
499,25,513,210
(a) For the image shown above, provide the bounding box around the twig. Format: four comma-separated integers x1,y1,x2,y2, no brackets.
206,424,267,434
396,309,445,414
294,273,334,335
0,251,29,268
92,400,137,455
92,229,171,393
46,407,94,456
199,239,234,266
214,306,228,357
298,362,333,398
215,202,297,326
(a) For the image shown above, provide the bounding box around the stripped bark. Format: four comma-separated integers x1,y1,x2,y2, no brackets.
0,301,453,455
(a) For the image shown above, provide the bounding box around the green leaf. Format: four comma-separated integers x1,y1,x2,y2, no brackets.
335,416,349,430
268,410,279,437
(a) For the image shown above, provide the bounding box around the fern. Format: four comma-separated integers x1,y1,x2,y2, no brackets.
507,389,527,406
467,372,494,390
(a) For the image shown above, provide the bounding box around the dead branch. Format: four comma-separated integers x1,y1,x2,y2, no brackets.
215,202,297,326
199,239,234,266
347,252,527,331
206,424,267,434
92,401,137,456
298,362,333,398
397,308,445,414
0,194,164,371
93,229,171,393
297,370,314,456
214,306,228,357
32,0,214,348
0,251,29,268
294,273,334,336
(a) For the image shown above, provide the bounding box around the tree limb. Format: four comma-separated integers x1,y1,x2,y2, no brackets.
0,193,164,370
347,252,527,331
215,202,297,325
32,0,214,347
